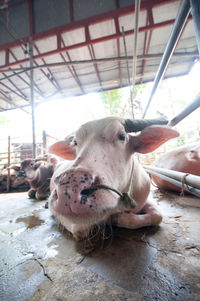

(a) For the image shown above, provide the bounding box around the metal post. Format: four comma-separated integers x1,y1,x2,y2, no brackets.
6,136,11,192
168,92,200,126
29,36,36,158
121,26,134,118
143,0,191,118
132,0,141,118
190,0,200,55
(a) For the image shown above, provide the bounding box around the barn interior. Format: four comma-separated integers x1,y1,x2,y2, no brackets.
0,0,200,300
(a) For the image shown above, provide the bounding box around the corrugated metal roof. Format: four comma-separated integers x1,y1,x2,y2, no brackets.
0,0,198,112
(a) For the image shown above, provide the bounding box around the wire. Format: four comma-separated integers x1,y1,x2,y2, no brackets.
0,14,28,54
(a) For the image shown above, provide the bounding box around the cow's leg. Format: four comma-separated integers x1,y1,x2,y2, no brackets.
112,201,162,229
35,191,49,200
28,189,36,198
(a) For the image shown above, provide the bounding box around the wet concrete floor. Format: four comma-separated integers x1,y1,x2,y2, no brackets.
0,190,200,301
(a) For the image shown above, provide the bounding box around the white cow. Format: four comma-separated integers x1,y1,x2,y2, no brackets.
49,117,178,240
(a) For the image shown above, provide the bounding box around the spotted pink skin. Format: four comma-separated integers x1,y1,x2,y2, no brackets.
49,162,121,235
152,142,200,191
49,117,179,239
51,169,109,218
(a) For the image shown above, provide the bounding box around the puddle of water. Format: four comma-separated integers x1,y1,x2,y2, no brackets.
15,215,44,229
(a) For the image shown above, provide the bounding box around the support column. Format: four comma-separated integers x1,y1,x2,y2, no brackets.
190,0,200,55
29,36,36,158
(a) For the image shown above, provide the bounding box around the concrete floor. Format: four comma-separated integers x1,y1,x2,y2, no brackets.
0,190,199,301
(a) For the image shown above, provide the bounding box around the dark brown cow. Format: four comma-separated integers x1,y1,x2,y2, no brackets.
15,158,56,200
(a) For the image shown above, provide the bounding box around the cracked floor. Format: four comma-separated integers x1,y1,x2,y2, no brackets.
0,190,200,301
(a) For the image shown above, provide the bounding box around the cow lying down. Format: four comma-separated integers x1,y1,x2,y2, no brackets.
13,158,56,200
151,142,200,192
49,117,179,240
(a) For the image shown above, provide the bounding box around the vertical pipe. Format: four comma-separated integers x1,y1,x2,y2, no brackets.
142,0,191,118
190,0,200,55
121,26,134,118
132,0,141,116
6,135,11,193
29,36,36,158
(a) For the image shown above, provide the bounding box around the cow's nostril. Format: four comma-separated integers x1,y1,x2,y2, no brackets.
81,187,97,196
93,176,100,184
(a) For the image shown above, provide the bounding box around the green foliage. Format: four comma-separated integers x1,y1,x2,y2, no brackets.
99,84,146,118
0,115,8,126
100,89,123,116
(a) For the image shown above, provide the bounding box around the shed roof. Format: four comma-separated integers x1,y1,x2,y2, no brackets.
0,0,198,113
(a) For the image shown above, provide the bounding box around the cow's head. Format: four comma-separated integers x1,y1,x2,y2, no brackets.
16,159,43,180
49,117,179,239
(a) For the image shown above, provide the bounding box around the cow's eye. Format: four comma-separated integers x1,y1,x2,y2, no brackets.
73,140,78,146
118,133,126,141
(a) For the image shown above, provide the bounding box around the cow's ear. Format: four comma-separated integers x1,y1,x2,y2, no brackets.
49,140,76,160
131,126,179,154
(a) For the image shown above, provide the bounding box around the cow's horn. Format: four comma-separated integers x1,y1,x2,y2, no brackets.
124,118,168,133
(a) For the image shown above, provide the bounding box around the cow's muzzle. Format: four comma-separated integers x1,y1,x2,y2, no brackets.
81,184,137,209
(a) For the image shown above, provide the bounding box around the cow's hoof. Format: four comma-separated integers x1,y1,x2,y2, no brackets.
28,189,36,198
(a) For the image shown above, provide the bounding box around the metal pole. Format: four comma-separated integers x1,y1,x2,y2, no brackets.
168,92,200,126
6,136,11,192
132,0,141,118
142,0,191,118
145,167,200,198
29,36,36,158
121,26,134,118
190,0,200,55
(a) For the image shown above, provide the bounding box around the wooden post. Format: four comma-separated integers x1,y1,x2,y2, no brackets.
6,136,11,192
42,131,47,156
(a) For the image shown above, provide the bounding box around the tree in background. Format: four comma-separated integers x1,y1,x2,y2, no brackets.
99,84,145,118
0,115,8,126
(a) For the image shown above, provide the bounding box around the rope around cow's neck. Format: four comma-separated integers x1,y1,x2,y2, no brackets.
81,184,137,209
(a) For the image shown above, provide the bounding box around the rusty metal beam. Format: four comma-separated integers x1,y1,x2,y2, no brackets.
140,5,154,83
9,49,44,98
0,90,30,114
114,17,122,87
60,38,85,94
1,15,191,70
33,43,62,94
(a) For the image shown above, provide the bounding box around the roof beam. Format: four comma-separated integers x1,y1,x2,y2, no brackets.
0,52,198,80
0,0,177,52
1,72,28,100
0,81,28,101
0,91,30,114
114,17,122,87
33,43,62,94
8,49,44,98
0,17,192,70
0,2,188,71
140,5,154,83
60,37,85,94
